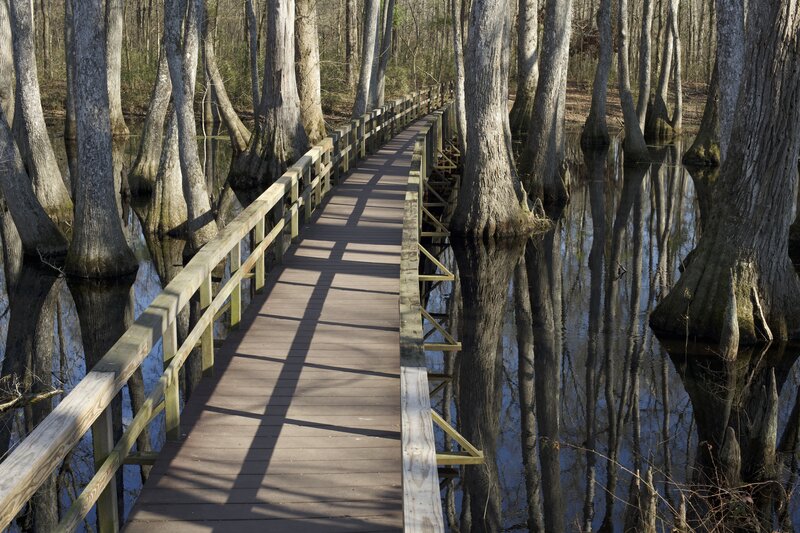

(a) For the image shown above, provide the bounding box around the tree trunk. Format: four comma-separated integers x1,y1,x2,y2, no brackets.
670,2,683,133
64,0,76,141
714,0,744,161
635,0,653,131
684,57,720,167
371,0,395,108
644,0,678,141
450,0,540,238
9,0,74,231
450,0,467,154
296,0,327,144
517,0,573,206
230,0,309,190
352,0,379,117
145,112,188,236
164,0,218,251
508,0,538,137
106,0,129,136
580,0,611,149
65,0,138,278
129,48,171,196
345,0,358,91
650,0,800,345
203,0,250,153
0,0,13,124
615,0,649,162
0,107,67,257
245,0,260,111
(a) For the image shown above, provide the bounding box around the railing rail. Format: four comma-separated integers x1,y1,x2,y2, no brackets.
0,85,446,531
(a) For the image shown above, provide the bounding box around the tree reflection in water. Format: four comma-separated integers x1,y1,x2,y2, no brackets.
427,135,800,531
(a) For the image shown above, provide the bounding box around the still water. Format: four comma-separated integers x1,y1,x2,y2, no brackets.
425,138,800,532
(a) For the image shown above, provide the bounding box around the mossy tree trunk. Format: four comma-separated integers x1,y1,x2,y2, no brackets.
580,0,611,149
450,0,538,239
66,0,138,278
9,0,74,232
296,0,327,144
517,0,572,205
650,0,800,346
230,0,309,190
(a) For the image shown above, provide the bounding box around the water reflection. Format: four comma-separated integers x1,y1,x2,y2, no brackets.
429,135,800,531
0,126,235,532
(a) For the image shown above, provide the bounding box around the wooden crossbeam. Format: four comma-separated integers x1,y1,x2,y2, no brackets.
431,411,484,466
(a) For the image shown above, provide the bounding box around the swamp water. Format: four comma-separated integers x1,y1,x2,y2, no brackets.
425,137,800,531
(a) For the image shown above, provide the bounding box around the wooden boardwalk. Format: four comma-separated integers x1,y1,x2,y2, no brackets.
124,123,426,532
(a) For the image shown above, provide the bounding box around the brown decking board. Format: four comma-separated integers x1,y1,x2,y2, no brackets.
124,124,425,533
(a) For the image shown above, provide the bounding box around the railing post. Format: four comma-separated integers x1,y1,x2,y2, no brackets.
163,320,180,441
291,174,300,239
273,197,287,262
351,118,360,166
254,217,265,291
230,241,242,327
200,274,214,377
92,407,119,533
304,165,313,223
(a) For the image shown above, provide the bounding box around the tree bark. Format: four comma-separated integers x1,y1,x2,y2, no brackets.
650,0,800,344
508,0,538,137
145,112,188,236
517,0,573,205
635,0,653,131
0,0,13,124
164,0,219,251
684,56,720,167
714,0,744,161
64,0,76,141
203,0,250,153
296,0,327,144
580,0,611,149
129,48,171,196
371,0,395,108
644,0,678,141
230,0,309,190
245,0,260,111
65,0,138,278
450,0,467,154
450,0,540,238
345,0,358,91
352,0,379,117
615,0,649,162
106,0,129,136
9,0,74,231
0,107,67,257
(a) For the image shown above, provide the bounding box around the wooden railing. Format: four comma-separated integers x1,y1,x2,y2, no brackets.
0,85,445,532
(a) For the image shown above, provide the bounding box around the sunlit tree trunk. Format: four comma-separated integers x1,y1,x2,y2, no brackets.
9,0,74,231
245,0,260,110
371,0,394,108
66,0,138,278
651,0,800,344
518,0,573,205
145,112,188,236
106,0,129,136
164,0,218,251
296,0,327,143
508,0,538,136
580,0,611,148
450,0,538,238
352,0,379,116
230,0,309,189
0,0,13,124
450,0,467,153
345,0,358,91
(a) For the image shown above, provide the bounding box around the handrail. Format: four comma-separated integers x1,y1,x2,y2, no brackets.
399,104,453,531
0,84,447,531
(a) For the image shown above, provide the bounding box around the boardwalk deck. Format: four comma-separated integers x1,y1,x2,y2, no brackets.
124,123,427,532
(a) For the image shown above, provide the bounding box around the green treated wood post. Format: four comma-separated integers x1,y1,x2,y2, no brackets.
200,275,214,377
163,320,180,441
92,407,119,533
254,217,265,291
230,242,242,327
274,196,287,263
351,118,360,166
291,174,300,240
313,153,322,207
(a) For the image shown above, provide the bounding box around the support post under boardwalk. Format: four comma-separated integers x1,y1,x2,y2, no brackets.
92,407,119,533
163,320,180,441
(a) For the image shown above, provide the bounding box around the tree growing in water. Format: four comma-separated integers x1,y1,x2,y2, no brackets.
65,0,137,278
508,0,538,137
650,0,800,345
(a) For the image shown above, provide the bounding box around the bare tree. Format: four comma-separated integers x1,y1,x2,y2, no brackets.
345,0,358,91
450,0,467,153
450,0,539,238
715,0,745,161
508,0,538,136
296,0,327,143
245,0,260,110
164,0,218,250
352,0,379,116
518,0,573,205
231,0,309,189
8,0,73,231
580,0,611,148
106,0,129,136
644,0,680,140
145,112,188,236
635,0,654,130
65,0,137,277
0,0,13,123
370,0,395,108
651,0,800,344
615,0,649,161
